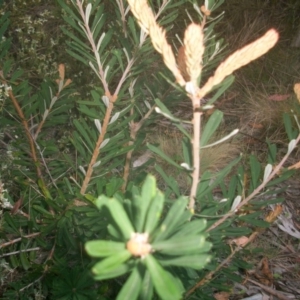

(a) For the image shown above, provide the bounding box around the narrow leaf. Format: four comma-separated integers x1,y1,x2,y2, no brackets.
117,267,141,300
200,109,223,146
85,240,125,257
159,254,211,269
92,250,131,275
145,255,183,300
147,144,182,169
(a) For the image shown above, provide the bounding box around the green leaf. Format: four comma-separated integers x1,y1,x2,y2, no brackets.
117,267,142,300
144,191,165,234
154,98,177,120
132,175,157,232
128,16,139,45
153,98,192,138
182,137,192,167
139,270,153,300
147,143,183,169
154,165,181,196
253,197,285,207
9,253,20,268
32,205,54,218
105,178,124,197
123,198,133,221
160,254,211,269
91,3,105,39
63,177,75,195
200,109,223,147
58,0,82,23
61,26,90,50
73,119,95,151
71,131,87,157
10,69,24,83
3,212,19,234
94,262,131,281
107,224,122,240
29,241,38,261
249,155,261,191
238,212,270,227
221,268,242,282
145,255,183,300
92,250,132,276
102,56,118,82
159,9,178,27
207,75,235,106
152,235,211,256
283,113,295,140
0,15,9,39
112,48,124,72
222,226,252,237
95,196,135,240
210,0,225,10
98,29,114,55
85,240,125,257
66,48,89,66
172,219,207,237
266,169,295,187
197,156,241,199
20,243,31,270
153,197,189,242
267,140,277,164
77,104,101,119
0,39,11,59
196,170,212,197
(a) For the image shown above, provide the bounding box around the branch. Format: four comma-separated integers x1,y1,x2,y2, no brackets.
207,133,300,232
76,0,110,95
79,99,115,196
185,205,283,298
0,247,40,258
0,232,41,249
189,102,202,210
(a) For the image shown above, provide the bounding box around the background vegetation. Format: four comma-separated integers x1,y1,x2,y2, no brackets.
0,0,300,299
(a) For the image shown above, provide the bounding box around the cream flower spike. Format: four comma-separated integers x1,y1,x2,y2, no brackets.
183,23,204,87
198,29,279,99
127,0,185,86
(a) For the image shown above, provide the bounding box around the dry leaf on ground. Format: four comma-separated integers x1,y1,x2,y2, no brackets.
214,291,230,300
268,94,290,101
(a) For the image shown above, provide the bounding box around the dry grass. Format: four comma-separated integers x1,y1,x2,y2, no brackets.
147,127,241,193
213,0,300,147
146,2,300,297
239,90,300,141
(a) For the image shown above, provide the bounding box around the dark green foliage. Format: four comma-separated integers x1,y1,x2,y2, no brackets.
0,0,299,299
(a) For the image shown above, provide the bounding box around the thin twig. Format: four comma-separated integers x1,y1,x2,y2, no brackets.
185,205,284,298
6,89,42,179
34,142,58,189
75,0,116,196
189,105,202,209
115,0,128,37
122,104,156,191
185,245,239,298
0,232,41,249
0,247,40,258
246,278,292,300
80,100,115,196
207,133,300,232
75,0,127,196
76,0,110,95
0,73,54,203
33,91,63,141
113,58,136,97
19,243,55,292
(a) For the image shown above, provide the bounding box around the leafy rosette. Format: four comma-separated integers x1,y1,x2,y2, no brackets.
85,175,211,300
